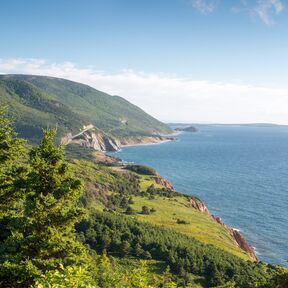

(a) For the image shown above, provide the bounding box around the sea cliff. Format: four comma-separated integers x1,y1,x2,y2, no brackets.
61,124,174,152
189,197,257,260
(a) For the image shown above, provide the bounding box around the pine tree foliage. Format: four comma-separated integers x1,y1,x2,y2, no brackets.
0,128,88,287
25,128,86,248
22,129,88,274
0,106,26,217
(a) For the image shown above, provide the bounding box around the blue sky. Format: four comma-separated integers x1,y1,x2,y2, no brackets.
1,0,288,123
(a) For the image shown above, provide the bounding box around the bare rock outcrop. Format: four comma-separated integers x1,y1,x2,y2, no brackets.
188,197,210,213
61,125,175,152
61,125,121,152
231,229,257,260
153,176,174,190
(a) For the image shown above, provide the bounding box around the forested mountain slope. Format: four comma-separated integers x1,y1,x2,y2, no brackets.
0,74,172,144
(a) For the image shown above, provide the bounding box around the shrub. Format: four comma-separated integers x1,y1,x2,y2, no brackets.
141,206,150,215
176,219,190,225
125,165,157,176
32,265,97,288
125,206,136,215
150,208,157,213
128,197,134,204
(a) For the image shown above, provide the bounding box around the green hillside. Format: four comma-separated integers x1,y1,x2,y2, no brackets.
69,156,282,287
70,158,252,261
0,109,286,288
0,74,172,141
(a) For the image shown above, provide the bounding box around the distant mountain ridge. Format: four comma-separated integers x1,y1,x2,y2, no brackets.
0,74,172,150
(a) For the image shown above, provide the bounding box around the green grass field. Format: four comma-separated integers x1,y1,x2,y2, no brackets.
138,174,163,191
71,159,253,262
128,195,252,261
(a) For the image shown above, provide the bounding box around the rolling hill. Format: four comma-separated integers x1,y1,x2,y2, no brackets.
0,74,172,145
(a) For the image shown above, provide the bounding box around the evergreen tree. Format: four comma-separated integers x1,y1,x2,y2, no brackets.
100,232,111,251
0,129,88,287
0,108,28,286
134,243,144,257
0,106,26,219
24,129,88,268
120,240,131,256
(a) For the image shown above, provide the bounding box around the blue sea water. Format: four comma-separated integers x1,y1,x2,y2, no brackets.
110,125,288,266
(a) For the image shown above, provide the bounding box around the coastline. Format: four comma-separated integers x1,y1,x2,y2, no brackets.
121,138,173,148
119,135,176,149
111,135,258,261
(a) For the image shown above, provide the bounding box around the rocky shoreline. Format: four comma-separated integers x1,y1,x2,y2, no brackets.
108,138,257,260
61,124,175,152
120,136,175,147
188,198,257,260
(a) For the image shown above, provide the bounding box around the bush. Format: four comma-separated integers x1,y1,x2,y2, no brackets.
146,185,177,198
125,165,157,176
125,206,136,215
141,206,150,215
128,197,134,204
176,219,190,225
32,265,96,288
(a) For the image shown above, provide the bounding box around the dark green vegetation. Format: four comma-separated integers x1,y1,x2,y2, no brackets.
1,108,287,287
77,211,280,288
0,116,88,286
125,164,157,175
0,74,172,142
0,108,176,288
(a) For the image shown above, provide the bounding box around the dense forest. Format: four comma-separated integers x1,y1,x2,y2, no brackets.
0,107,287,287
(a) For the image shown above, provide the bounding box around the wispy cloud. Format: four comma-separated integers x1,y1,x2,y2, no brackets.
190,0,218,14
1,58,288,124
254,0,284,25
191,0,285,25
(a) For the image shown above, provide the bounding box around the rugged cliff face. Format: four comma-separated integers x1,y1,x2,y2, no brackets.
231,229,257,260
188,197,257,260
212,215,257,260
188,197,210,213
153,175,174,190
61,125,121,152
61,125,174,152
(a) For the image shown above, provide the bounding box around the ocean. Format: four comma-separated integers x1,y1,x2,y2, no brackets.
110,125,288,267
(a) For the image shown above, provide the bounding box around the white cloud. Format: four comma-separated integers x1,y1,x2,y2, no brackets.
190,0,218,14
254,0,284,25
192,0,285,26
1,58,288,124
